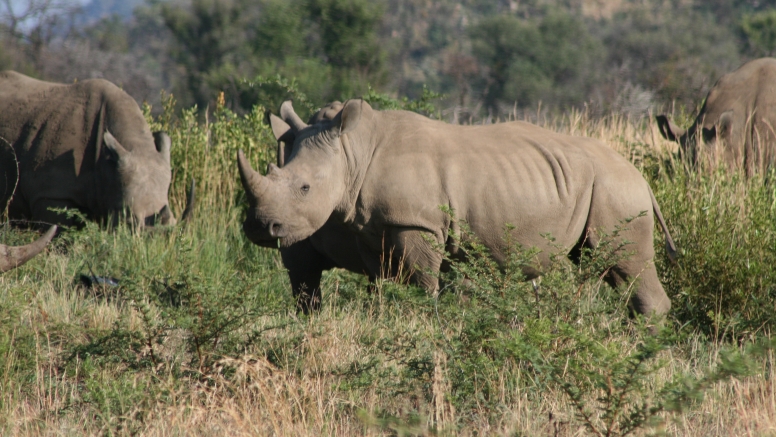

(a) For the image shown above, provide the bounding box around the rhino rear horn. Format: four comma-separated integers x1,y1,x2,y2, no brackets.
237,150,268,203
279,101,308,133
153,131,172,163
181,178,196,222
0,225,57,273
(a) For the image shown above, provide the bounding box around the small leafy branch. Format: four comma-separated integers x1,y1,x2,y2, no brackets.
363,85,443,117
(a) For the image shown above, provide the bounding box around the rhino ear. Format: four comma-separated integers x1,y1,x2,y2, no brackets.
270,114,293,141
153,131,171,163
339,99,363,135
702,110,734,143
270,114,295,167
656,115,685,142
102,131,128,162
718,110,733,139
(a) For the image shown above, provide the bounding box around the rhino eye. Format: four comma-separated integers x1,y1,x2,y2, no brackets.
301,184,310,193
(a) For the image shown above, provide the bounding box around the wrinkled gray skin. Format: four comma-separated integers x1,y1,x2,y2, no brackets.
0,71,179,228
239,100,677,316
657,58,776,176
266,101,373,312
0,139,56,272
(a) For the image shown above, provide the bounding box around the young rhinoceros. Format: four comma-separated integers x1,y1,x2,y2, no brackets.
238,100,677,317
0,71,194,228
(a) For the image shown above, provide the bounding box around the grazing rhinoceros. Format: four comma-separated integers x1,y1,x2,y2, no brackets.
263,101,373,313
0,139,56,272
238,100,677,316
0,71,193,228
656,58,776,176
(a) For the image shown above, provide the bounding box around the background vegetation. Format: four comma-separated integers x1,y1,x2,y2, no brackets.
3,0,776,117
1,0,775,435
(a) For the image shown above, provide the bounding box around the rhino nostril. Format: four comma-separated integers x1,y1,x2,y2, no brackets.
269,222,283,237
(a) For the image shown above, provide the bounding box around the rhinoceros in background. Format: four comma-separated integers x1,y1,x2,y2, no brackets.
263,101,373,312
0,71,193,228
0,139,56,272
656,58,776,176
239,100,677,317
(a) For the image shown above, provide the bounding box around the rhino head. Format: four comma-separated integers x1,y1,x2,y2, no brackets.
94,130,193,227
238,100,366,247
656,110,735,165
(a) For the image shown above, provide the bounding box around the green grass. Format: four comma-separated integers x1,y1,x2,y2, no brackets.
0,98,774,436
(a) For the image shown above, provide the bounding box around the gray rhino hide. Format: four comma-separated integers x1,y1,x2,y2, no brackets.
0,138,56,272
657,58,776,175
0,70,174,227
241,100,676,317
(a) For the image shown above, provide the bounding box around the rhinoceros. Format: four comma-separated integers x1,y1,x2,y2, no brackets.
264,101,373,312
0,71,193,228
238,100,677,316
0,139,56,272
656,58,776,176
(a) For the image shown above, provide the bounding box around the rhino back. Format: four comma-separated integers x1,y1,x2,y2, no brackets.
696,58,776,137
355,113,647,261
0,71,156,216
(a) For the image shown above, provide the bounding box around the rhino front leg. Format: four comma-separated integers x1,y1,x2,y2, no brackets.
389,228,444,293
280,238,333,314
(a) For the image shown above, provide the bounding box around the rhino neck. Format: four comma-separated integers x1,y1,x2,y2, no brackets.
335,109,384,223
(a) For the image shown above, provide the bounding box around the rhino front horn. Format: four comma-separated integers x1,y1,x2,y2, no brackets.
0,225,57,273
181,178,196,222
237,150,268,202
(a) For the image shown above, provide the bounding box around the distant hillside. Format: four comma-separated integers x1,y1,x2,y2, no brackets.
78,0,145,23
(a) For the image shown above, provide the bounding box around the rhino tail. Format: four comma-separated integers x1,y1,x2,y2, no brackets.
648,186,677,263
0,225,57,273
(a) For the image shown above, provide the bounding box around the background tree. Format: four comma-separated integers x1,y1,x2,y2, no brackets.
469,9,601,116
1,0,774,119
741,9,776,57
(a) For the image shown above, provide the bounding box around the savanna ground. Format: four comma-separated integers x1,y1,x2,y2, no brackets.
1,91,775,436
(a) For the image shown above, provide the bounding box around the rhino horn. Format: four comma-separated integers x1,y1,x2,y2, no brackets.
0,225,57,273
153,131,172,163
181,178,196,222
279,101,308,133
237,150,268,203
656,115,685,143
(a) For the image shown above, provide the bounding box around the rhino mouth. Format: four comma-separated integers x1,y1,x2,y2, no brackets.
242,218,310,248
242,219,281,248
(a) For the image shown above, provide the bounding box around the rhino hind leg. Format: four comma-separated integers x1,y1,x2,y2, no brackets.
387,228,444,293
581,214,671,317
